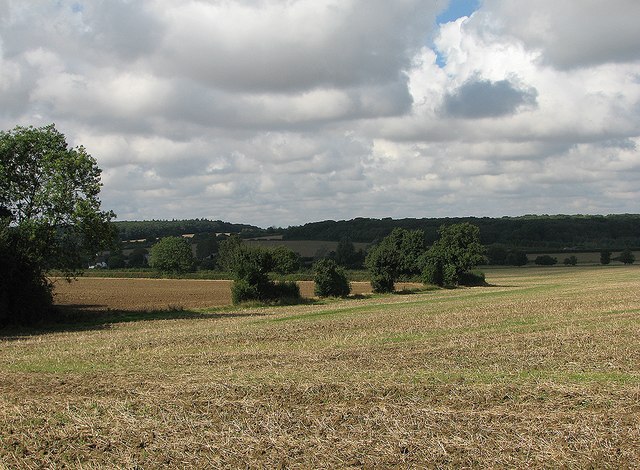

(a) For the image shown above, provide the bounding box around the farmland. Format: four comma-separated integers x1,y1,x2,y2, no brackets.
1,266,639,467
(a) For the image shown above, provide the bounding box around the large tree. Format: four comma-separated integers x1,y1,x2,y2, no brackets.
0,124,116,325
0,124,115,274
366,228,427,293
149,237,195,274
422,223,486,287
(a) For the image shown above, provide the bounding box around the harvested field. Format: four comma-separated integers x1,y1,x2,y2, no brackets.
2,266,640,468
51,277,422,310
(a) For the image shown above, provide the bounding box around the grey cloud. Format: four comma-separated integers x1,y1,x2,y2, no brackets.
442,79,537,119
155,0,438,93
479,0,640,69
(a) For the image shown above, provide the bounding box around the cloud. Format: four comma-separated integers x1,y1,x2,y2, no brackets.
473,0,640,69
442,78,537,118
0,0,639,226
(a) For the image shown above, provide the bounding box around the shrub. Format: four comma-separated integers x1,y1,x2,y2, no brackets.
231,279,260,304
563,255,578,266
458,270,487,286
534,255,557,266
313,259,351,297
600,250,611,265
619,249,635,265
231,246,301,304
506,251,528,266
270,281,301,302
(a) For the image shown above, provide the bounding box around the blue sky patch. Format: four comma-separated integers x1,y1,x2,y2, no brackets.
434,0,481,67
437,0,481,25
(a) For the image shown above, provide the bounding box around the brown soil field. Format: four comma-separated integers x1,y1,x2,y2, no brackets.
52,277,422,311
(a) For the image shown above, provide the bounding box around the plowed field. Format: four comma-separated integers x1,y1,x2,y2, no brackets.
52,277,422,310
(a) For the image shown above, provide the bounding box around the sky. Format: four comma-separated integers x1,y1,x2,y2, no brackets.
1,0,639,227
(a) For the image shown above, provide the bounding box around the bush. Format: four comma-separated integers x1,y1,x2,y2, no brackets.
600,250,611,265
458,270,486,286
313,259,351,297
534,255,557,266
506,251,528,266
619,249,635,265
563,255,578,266
270,281,301,302
231,279,260,304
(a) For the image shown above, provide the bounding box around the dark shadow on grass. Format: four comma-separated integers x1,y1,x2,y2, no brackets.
0,304,269,339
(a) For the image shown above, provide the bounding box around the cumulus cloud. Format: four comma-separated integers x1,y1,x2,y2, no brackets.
0,0,639,226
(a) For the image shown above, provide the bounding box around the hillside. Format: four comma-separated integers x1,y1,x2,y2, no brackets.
282,214,640,249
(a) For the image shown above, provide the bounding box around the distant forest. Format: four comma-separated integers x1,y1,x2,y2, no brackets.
114,214,640,250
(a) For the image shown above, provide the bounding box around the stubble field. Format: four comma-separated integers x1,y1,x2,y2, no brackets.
1,266,639,468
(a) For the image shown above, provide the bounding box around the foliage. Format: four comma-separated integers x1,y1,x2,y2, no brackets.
0,220,54,326
115,219,265,241
194,233,218,260
618,249,635,265
423,223,486,287
128,247,148,268
486,245,508,265
107,249,126,269
505,250,528,266
365,228,427,293
282,214,640,250
230,245,300,304
0,124,116,275
563,255,578,266
216,235,244,272
458,270,487,287
534,255,558,266
149,237,195,273
334,237,365,269
422,259,444,286
313,259,351,297
271,245,301,274
600,250,611,265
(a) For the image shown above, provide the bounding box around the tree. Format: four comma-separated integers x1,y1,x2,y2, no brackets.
334,237,365,269
0,124,115,325
600,250,611,265
149,237,195,273
216,235,244,272
128,247,148,268
619,249,635,265
271,245,301,274
365,228,426,293
313,259,351,297
422,223,486,287
563,255,578,266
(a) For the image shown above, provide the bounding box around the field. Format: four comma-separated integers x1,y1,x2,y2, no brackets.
51,278,422,311
1,266,639,467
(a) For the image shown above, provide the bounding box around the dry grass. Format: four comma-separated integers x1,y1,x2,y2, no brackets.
2,266,640,468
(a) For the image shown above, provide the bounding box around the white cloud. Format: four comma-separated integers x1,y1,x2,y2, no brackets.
0,0,639,226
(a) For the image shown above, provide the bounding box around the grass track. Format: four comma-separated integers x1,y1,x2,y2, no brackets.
1,266,640,467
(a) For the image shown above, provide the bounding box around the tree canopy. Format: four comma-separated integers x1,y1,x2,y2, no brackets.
149,237,195,273
0,124,115,275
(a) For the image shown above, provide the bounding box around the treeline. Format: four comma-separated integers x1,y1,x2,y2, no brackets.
282,214,640,249
115,219,268,241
